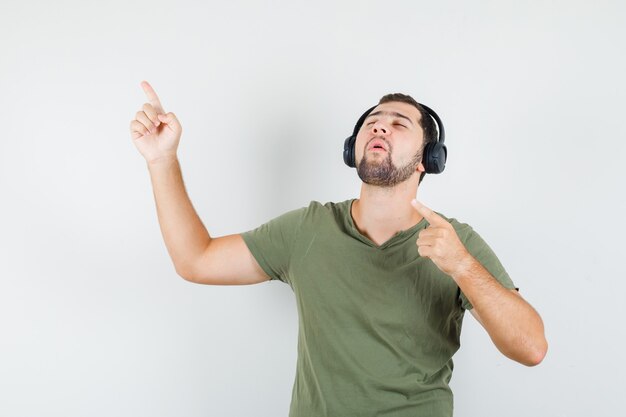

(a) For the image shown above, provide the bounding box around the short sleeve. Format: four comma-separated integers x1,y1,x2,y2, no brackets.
240,206,306,284
453,223,518,310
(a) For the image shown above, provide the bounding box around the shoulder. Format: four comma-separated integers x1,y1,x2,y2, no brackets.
301,199,353,216
271,200,343,225
269,199,350,221
286,199,353,233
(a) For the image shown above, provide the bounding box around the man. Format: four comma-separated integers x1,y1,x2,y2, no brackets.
130,81,547,417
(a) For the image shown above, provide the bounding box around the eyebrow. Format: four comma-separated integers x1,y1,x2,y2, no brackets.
365,110,414,126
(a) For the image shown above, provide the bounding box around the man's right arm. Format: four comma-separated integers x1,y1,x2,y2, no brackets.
147,156,270,285
131,81,268,286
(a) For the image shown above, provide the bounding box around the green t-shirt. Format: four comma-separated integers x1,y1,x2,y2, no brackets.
241,199,516,417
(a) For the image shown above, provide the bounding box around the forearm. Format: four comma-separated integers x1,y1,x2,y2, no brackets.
453,258,548,366
147,156,211,275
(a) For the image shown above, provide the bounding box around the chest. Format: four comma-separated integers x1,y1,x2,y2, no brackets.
288,229,462,333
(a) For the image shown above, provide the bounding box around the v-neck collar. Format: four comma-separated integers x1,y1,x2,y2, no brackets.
342,198,428,250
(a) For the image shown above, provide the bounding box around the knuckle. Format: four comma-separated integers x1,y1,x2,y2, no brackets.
143,104,156,119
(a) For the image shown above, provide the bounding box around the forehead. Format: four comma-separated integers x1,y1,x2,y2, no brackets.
369,101,421,125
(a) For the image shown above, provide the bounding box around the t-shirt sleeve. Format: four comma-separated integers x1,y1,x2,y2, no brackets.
454,223,518,310
240,206,306,284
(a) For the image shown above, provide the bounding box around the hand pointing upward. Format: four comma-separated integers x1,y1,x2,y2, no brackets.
411,199,473,278
130,80,183,164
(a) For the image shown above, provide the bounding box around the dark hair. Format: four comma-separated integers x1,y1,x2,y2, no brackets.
378,93,437,184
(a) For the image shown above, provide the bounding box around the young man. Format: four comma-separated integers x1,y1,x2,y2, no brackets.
130,81,547,417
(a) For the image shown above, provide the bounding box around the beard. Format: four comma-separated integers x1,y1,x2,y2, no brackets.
356,145,422,188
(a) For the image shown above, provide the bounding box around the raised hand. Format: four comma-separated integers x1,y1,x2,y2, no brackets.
411,199,473,278
130,81,183,163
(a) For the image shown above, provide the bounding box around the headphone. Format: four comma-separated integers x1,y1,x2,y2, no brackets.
343,103,447,175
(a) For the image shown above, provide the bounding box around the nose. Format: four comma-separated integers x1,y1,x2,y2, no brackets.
371,121,388,135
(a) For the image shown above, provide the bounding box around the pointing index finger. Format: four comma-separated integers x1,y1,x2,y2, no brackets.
140,80,165,113
411,199,446,226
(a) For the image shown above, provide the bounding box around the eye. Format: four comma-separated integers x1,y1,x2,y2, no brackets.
394,123,407,128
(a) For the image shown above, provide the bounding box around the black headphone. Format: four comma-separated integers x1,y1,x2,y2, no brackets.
343,103,447,175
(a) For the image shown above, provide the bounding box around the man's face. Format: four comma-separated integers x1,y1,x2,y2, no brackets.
354,101,425,187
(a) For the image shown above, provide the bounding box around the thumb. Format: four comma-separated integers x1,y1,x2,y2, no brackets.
157,112,181,131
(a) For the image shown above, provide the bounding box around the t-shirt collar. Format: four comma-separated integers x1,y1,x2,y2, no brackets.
342,198,428,250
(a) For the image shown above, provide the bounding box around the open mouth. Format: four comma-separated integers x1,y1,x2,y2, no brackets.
368,139,388,152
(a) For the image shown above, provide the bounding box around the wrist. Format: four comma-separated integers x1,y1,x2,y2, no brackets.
147,154,178,168
450,252,479,283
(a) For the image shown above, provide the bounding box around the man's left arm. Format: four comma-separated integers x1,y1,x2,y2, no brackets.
411,200,548,367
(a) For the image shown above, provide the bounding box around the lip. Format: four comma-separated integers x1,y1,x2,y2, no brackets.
367,138,388,151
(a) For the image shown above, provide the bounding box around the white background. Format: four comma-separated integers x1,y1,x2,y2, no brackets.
1,1,625,416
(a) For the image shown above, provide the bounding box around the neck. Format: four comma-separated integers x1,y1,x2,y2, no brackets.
351,176,424,245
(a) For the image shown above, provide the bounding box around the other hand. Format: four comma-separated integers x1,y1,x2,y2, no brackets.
411,199,473,278
129,80,182,163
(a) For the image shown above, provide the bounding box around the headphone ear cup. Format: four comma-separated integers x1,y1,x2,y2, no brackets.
345,105,377,169
343,135,356,168
423,141,447,174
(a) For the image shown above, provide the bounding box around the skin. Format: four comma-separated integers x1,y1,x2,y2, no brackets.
131,85,548,366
